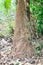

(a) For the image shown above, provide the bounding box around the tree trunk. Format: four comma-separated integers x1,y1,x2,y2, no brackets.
13,0,34,59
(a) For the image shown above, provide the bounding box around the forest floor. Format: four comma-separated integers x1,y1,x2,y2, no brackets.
0,23,43,65
0,37,43,65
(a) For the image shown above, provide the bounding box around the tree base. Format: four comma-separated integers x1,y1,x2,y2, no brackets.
13,36,34,59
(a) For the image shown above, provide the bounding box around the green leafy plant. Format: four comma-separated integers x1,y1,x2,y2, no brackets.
4,0,11,11
35,41,43,56
35,43,41,56
14,61,19,65
30,0,43,37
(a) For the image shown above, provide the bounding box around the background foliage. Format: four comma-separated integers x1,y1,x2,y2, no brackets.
30,0,43,37
0,0,43,38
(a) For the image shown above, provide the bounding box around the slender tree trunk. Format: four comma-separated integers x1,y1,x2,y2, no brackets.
13,0,34,59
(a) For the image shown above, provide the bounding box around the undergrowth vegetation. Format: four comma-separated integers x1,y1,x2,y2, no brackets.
0,21,15,37
30,0,43,55
30,0,43,37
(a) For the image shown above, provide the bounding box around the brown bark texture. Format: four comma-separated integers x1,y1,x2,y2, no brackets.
13,0,34,59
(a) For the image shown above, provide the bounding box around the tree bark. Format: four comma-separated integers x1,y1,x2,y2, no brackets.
13,0,34,59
